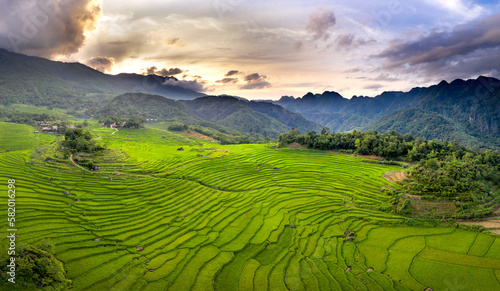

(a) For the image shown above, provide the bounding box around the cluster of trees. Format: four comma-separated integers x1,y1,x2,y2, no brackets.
101,116,144,129
279,129,425,160
0,108,55,126
64,128,103,153
279,128,500,217
0,239,71,289
401,152,500,218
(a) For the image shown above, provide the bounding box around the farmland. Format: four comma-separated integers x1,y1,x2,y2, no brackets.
0,122,499,290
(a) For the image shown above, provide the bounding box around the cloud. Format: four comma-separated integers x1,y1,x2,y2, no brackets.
167,38,180,45
216,78,238,84
333,34,373,49
142,66,184,77
240,73,271,90
294,40,303,51
0,0,102,57
225,70,240,77
375,13,500,78
85,56,115,73
343,67,362,73
335,34,355,48
370,73,400,82
163,79,207,92
306,8,336,41
363,84,384,90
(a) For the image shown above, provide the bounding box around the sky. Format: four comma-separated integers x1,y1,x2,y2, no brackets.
1,0,500,100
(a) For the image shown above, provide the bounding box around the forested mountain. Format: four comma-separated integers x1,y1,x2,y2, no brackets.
96,93,322,138
0,49,204,108
276,76,500,150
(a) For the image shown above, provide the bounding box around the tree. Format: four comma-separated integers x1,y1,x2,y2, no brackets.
124,117,144,129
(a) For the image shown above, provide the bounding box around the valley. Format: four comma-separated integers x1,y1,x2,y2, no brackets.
1,122,499,290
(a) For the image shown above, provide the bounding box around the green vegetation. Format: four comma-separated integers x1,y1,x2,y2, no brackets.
279,128,500,218
0,240,71,290
64,128,104,153
0,122,56,153
277,76,500,150
0,49,202,109
95,93,322,140
401,154,500,218
1,122,499,290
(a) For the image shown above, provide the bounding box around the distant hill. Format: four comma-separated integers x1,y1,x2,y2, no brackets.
276,76,500,150
96,93,322,138
0,49,204,108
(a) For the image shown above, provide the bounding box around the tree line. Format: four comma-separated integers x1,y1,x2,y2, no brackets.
278,128,500,218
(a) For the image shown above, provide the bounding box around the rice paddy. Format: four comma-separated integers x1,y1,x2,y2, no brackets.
1,123,499,290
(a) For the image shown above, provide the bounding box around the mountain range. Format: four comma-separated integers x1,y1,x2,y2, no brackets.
96,93,322,138
0,49,499,149
0,48,204,108
276,77,500,149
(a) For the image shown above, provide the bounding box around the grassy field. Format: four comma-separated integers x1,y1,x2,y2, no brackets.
0,123,499,290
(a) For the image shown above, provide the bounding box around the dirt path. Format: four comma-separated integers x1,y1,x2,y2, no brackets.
70,154,90,172
458,218,500,235
383,171,408,183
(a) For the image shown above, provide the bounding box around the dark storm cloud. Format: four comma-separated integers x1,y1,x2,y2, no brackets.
306,8,336,41
0,0,102,57
376,13,500,78
85,56,115,73
225,70,240,77
216,78,238,84
142,66,184,77
240,73,271,90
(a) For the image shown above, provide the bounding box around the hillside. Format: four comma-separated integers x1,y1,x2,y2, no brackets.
0,49,204,108
1,122,500,290
96,93,322,138
365,108,483,147
276,76,500,149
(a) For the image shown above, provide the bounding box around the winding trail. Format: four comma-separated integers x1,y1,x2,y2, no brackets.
69,154,90,172
70,128,118,171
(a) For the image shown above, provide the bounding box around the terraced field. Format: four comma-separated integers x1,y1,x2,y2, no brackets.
1,124,500,290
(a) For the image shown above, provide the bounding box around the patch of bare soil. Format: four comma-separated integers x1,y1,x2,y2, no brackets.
410,200,457,217
403,194,422,200
354,154,384,161
458,218,500,235
458,205,500,235
383,171,408,183
180,131,215,141
288,142,305,149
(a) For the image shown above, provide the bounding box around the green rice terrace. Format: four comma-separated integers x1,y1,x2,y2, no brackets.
1,121,500,290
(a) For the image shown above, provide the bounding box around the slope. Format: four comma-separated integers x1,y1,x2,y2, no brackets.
276,76,500,149
96,94,322,138
0,49,204,108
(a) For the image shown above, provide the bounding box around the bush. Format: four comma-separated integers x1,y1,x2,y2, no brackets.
0,241,71,290
168,123,189,131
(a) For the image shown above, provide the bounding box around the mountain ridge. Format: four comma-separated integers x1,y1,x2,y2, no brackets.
96,93,323,138
275,76,500,149
0,49,205,108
